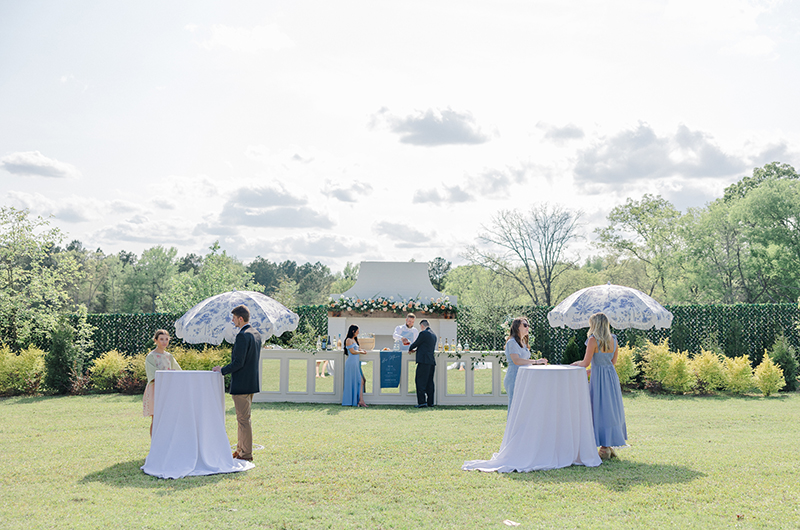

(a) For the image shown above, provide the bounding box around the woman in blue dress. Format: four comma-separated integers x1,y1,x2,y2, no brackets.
342,325,368,407
571,312,628,459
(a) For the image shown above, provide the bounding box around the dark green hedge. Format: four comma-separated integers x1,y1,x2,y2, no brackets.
76,303,800,365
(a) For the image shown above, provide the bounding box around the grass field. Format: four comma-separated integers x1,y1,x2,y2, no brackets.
1,392,798,529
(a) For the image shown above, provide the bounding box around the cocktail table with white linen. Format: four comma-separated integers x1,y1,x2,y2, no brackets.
463,365,602,472
142,370,255,479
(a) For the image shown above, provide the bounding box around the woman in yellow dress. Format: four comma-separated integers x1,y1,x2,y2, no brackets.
142,329,181,437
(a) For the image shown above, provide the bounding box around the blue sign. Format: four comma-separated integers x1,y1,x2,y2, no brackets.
380,350,402,388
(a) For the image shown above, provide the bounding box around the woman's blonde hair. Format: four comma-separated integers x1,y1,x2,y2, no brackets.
588,313,613,352
508,317,530,349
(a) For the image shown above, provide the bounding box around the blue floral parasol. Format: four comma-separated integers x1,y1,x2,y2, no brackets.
547,283,673,330
174,290,300,345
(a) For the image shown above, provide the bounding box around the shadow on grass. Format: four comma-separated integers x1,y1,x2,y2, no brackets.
503,459,705,492
80,459,245,491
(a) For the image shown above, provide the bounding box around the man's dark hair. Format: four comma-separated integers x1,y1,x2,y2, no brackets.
231,304,250,322
419,319,429,328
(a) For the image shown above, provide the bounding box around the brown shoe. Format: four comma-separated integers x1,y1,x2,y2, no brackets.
232,451,253,462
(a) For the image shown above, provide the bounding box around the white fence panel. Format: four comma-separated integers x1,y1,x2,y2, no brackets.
253,349,509,406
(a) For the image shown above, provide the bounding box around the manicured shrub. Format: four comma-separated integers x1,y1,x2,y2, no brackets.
724,356,754,394
44,317,80,394
767,335,798,392
0,345,46,396
114,352,147,395
663,351,696,394
171,346,230,371
691,349,727,394
614,345,639,387
642,339,671,388
561,335,584,365
128,353,147,381
89,350,129,392
754,354,786,397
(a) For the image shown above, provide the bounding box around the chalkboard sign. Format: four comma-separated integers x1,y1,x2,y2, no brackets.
380,350,402,388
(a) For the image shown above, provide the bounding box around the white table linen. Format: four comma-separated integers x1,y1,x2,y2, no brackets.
142,371,255,479
463,365,602,472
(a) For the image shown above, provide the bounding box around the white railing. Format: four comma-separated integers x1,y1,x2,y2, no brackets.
254,349,509,406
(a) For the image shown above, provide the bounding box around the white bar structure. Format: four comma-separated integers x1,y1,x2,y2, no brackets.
328,261,459,350
254,349,508,406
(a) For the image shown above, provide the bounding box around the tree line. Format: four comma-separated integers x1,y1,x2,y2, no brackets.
2,162,799,352
458,162,800,309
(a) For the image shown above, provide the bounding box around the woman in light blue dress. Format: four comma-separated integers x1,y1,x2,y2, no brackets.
342,325,368,407
572,312,627,459
503,317,548,412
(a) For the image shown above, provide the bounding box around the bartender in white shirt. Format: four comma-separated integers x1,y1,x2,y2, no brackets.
393,313,420,352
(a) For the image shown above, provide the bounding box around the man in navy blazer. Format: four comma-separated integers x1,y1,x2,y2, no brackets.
213,304,262,461
407,319,437,408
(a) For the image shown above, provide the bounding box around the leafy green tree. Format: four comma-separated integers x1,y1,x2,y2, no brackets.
156,243,263,313
55,242,112,313
178,253,202,274
680,200,757,303
121,246,178,312
723,161,799,202
247,256,280,293
272,276,300,309
330,262,359,294
44,315,79,393
294,262,334,305
97,254,126,313
0,207,80,350
730,178,800,302
595,194,684,300
428,257,451,291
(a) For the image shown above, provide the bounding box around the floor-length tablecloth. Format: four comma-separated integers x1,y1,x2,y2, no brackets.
463,365,602,472
142,371,255,479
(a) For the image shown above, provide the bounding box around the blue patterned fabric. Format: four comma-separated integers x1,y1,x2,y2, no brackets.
174,290,299,345
547,283,673,330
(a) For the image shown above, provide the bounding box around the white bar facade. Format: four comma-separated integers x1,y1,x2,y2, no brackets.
254,349,508,406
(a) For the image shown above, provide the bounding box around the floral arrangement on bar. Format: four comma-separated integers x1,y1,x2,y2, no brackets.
328,295,457,316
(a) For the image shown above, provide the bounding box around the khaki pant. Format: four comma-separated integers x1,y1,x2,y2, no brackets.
232,393,254,459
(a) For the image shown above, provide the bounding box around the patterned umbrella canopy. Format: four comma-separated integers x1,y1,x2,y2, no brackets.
547,283,673,330
174,290,300,345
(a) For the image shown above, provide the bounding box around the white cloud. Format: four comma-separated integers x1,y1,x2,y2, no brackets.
93,217,195,245
200,23,294,52
372,107,491,146
108,200,140,214
6,191,100,223
574,123,746,185
216,233,365,262
0,151,80,178
197,184,335,230
539,122,586,143
326,180,374,202
374,221,432,246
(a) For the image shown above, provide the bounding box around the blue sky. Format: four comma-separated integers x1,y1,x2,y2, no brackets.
2,0,799,270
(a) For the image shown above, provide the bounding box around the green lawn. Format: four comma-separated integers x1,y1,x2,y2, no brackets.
1,392,798,529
